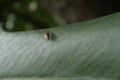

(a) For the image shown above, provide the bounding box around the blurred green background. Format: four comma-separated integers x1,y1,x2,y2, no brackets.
0,0,120,32
0,0,58,32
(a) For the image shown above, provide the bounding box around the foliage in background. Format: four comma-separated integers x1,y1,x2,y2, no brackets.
0,0,120,32
0,0,58,32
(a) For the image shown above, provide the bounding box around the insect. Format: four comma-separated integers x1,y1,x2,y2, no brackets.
44,32,50,40
44,31,55,41
44,32,53,40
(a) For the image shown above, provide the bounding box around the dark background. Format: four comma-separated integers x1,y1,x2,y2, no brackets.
0,0,120,32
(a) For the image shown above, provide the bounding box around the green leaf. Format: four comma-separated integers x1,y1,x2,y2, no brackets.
0,12,120,80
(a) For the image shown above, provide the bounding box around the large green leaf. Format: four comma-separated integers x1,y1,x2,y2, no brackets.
0,12,120,80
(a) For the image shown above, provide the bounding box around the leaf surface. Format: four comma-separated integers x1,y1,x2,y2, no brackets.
0,12,120,80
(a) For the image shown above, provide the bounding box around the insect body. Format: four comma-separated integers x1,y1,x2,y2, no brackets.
44,32,50,40
44,32,55,40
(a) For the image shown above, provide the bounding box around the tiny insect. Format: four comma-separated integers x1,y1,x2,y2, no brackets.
44,32,51,40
